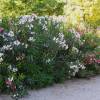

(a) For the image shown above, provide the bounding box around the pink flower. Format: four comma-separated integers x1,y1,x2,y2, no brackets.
96,60,100,64
84,54,96,65
5,79,12,86
0,27,4,33
5,80,12,86
5,77,16,92
5,77,13,86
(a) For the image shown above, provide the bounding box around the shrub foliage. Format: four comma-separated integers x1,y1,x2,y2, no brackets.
0,15,100,99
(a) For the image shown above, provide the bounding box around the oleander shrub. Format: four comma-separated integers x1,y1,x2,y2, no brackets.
0,14,100,99
77,33,100,77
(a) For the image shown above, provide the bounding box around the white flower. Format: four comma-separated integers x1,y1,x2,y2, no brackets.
70,65,78,69
0,53,3,57
27,24,34,30
19,15,36,24
58,33,64,40
83,40,85,42
28,16,34,23
72,47,79,53
2,45,12,50
28,37,36,42
8,77,13,82
69,29,80,39
25,44,28,48
46,59,51,63
22,43,28,48
12,68,18,72
53,33,68,50
30,32,36,35
28,37,33,41
79,63,86,69
65,45,68,50
0,19,2,23
8,31,14,37
13,94,16,97
13,40,20,46
55,38,59,43
8,65,18,72
44,21,47,25
42,24,48,31
0,57,3,63
22,43,24,45
70,65,79,76
70,61,86,76
8,65,12,70
53,37,56,41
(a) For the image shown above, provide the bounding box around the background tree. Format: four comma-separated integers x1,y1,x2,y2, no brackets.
0,0,65,17
64,0,100,28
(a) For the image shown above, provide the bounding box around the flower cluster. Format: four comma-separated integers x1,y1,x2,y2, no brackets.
0,53,3,63
72,46,79,53
84,54,100,65
19,14,37,24
38,16,48,31
53,33,68,50
84,54,96,65
95,60,100,64
0,30,21,51
70,61,86,76
28,37,36,42
69,28,81,39
8,65,18,72
5,77,17,94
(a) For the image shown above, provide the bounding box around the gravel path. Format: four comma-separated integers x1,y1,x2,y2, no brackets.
1,76,100,100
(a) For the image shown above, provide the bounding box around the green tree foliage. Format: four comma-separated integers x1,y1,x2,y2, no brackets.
64,0,100,27
0,0,65,17
87,0,100,27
